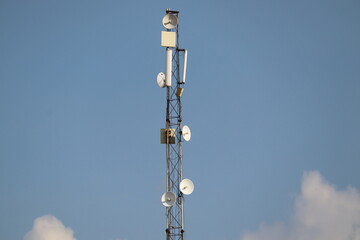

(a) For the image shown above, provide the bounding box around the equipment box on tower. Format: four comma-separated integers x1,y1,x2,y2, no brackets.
160,128,176,144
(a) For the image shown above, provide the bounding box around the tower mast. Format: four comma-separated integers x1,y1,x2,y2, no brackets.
158,9,193,240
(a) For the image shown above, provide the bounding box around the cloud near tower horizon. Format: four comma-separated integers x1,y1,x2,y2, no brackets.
241,171,360,240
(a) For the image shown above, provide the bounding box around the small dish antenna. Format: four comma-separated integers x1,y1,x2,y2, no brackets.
162,14,178,29
180,178,194,195
161,191,176,207
157,72,166,88
181,125,191,141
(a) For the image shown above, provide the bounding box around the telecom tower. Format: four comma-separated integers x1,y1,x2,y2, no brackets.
157,9,194,240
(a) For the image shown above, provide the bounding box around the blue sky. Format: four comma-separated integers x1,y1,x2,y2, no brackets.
1,1,360,240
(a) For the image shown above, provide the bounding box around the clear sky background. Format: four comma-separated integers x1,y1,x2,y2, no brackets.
1,1,360,240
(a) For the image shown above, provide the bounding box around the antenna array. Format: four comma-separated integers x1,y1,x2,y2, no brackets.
157,9,194,240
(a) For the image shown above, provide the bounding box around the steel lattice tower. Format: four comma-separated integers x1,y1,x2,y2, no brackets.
158,9,192,240
165,9,183,240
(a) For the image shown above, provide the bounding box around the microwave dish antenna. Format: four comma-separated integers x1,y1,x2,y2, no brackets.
180,179,194,195
161,191,176,207
181,125,191,141
162,14,178,29
157,72,166,88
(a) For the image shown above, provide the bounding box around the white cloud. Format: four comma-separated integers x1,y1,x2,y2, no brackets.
24,215,77,240
241,171,360,240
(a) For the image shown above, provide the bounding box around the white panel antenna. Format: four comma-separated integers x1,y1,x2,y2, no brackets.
166,48,172,87
182,50,188,83
161,31,177,47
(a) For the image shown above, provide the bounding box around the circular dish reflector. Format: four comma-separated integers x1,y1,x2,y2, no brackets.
157,72,166,88
180,179,194,195
181,125,191,141
161,191,176,207
162,14,178,29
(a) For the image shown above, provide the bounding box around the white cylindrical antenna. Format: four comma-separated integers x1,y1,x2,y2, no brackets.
166,48,172,87
182,50,188,84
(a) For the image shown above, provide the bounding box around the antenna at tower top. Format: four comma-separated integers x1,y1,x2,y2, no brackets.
162,14,178,30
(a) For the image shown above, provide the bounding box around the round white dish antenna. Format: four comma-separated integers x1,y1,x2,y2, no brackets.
180,178,194,195
162,14,178,29
161,191,176,207
157,72,166,88
181,125,191,141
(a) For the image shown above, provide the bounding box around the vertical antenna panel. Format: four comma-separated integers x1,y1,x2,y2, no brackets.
166,48,172,87
182,50,188,84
